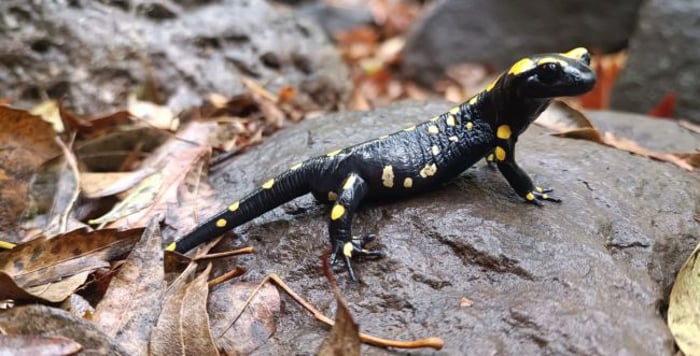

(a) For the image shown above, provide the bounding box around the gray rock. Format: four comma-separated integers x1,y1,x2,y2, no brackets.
0,0,349,113
198,101,697,354
611,0,700,124
402,0,643,85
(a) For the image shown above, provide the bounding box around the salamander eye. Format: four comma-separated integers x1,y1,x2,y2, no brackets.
537,62,561,83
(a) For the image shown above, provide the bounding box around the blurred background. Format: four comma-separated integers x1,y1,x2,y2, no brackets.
1,0,697,123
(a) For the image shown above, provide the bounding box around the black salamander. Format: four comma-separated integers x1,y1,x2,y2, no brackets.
167,47,596,279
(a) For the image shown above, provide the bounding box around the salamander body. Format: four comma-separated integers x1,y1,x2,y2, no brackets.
168,48,596,279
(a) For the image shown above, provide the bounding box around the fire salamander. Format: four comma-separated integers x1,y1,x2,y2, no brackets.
167,48,596,279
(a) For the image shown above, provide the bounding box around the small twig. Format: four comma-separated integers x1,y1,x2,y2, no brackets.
207,266,246,288
194,246,255,261
217,273,444,350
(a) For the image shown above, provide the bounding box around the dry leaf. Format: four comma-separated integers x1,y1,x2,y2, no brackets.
0,304,129,355
151,264,218,356
0,228,142,292
30,99,65,133
459,297,474,308
647,91,677,118
93,219,166,356
128,94,178,131
668,242,700,356
537,101,698,171
317,288,361,356
208,282,280,354
0,334,82,356
80,169,159,199
0,106,60,240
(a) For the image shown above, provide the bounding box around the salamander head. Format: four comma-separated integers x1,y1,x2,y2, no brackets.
501,47,596,98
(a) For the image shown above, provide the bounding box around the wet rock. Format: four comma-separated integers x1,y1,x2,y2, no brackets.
402,0,643,85
0,0,349,113
201,101,697,354
611,0,700,123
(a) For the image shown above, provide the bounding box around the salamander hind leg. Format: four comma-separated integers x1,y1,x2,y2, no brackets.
328,172,385,280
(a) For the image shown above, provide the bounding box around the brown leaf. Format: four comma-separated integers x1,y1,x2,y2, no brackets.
668,241,700,354
30,100,65,133
0,304,129,355
647,91,676,118
537,102,697,171
0,106,60,241
0,228,143,289
317,290,361,356
535,100,596,132
93,219,166,356
679,120,700,134
0,334,82,356
80,169,159,199
208,282,280,354
128,94,179,131
151,264,218,356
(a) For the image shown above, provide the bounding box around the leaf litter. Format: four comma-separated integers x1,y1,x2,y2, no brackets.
0,1,697,354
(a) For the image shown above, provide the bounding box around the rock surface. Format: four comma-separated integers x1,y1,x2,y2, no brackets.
0,0,349,113
402,0,643,85
611,0,700,124
198,101,698,354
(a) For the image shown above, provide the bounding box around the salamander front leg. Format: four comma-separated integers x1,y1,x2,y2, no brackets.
495,145,561,206
328,173,385,280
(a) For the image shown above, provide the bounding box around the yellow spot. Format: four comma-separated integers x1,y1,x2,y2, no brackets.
382,165,395,188
290,162,303,171
449,106,460,115
328,191,338,201
563,47,588,60
486,74,502,91
403,177,413,188
495,146,506,161
427,125,439,134
228,201,240,212
431,145,440,156
262,178,275,189
466,122,474,130
448,136,458,142
404,125,416,132
342,175,357,190
537,57,568,67
343,242,354,258
331,204,345,220
526,192,535,201
542,194,550,200
508,58,535,75
535,186,544,193
446,114,456,126
469,95,478,105
429,116,440,122
496,125,512,139
486,153,495,162
419,163,437,178
216,218,227,228
327,149,342,157
378,134,389,139
165,242,176,252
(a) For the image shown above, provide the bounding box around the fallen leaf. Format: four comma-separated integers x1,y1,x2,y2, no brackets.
80,169,159,199
0,106,60,241
75,126,168,172
209,282,280,354
679,120,700,134
93,218,166,356
30,99,65,133
128,94,178,131
459,297,474,308
88,173,164,225
647,91,676,118
537,101,698,171
151,264,218,356
668,241,700,356
0,334,82,356
0,227,143,289
23,271,92,303
0,304,129,355
317,287,361,356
